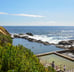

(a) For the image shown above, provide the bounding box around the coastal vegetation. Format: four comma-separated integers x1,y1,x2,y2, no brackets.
0,26,56,72
0,33,12,46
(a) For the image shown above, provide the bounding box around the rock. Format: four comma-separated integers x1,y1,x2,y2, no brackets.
26,33,33,36
14,35,19,38
68,40,74,44
19,33,24,35
14,34,23,38
36,40,43,43
58,41,71,45
23,36,29,39
69,47,74,50
28,38,34,42
32,39,38,42
43,42,50,45
57,40,74,49
12,33,56,46
56,45,65,48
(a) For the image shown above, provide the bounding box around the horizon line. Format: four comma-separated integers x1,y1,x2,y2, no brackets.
1,25,74,27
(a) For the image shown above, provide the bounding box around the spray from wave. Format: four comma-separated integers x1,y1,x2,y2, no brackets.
28,34,72,44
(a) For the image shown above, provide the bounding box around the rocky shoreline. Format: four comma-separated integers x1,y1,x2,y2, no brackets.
11,33,74,49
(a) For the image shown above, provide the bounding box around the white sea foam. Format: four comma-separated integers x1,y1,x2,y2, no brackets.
28,35,69,44
61,30,74,32
12,33,73,44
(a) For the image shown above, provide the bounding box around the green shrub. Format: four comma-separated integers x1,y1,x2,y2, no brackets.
0,32,56,72
0,44,46,72
0,33,12,46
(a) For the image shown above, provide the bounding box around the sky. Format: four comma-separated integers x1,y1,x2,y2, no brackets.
0,0,74,26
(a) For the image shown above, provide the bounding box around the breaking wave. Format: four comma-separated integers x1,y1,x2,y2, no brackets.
28,34,73,44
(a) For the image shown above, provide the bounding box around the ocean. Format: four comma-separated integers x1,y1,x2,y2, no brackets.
4,26,74,54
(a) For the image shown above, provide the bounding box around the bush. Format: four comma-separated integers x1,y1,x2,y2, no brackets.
0,32,56,72
0,33,12,46
0,44,46,72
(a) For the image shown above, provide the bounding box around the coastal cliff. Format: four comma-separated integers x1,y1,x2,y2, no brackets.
0,26,12,46
0,26,10,36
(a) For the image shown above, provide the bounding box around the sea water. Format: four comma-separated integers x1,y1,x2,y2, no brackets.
4,26,74,54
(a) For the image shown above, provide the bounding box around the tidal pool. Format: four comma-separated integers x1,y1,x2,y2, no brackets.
39,54,74,71
13,38,63,54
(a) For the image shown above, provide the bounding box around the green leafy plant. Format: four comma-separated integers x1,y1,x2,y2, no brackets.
0,32,56,72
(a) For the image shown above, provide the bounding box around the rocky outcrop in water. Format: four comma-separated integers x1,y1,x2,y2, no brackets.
26,33,33,36
56,40,74,49
11,33,50,45
11,33,74,49
58,40,74,45
58,41,71,45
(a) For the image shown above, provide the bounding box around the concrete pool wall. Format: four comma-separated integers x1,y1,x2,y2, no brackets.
36,49,74,61
37,50,74,71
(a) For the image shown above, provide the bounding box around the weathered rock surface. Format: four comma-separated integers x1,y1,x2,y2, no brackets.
0,26,10,36
11,33,74,49
11,33,50,45
26,33,33,36
43,42,50,45
58,41,71,45
68,40,74,44
58,40,74,45
57,40,74,49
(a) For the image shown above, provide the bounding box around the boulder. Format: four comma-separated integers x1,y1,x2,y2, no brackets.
58,41,71,45
36,40,43,43
68,40,74,44
43,42,50,45
14,35,20,38
26,33,33,36
19,33,24,35
21,36,28,39
28,38,34,42
69,47,74,50
32,39,38,42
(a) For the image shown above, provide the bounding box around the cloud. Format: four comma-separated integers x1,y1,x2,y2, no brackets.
11,14,44,17
0,12,44,17
0,12,8,14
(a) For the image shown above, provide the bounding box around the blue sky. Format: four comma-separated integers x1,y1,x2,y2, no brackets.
0,0,74,26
